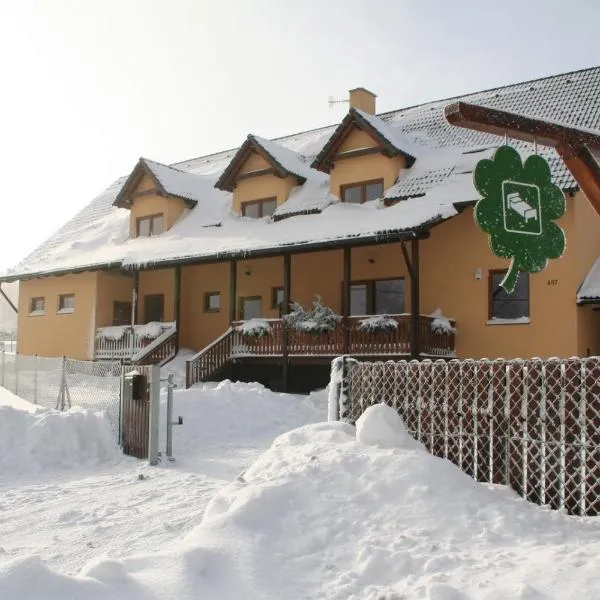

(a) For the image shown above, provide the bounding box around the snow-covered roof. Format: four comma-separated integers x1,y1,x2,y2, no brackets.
578,257,600,303
8,66,600,280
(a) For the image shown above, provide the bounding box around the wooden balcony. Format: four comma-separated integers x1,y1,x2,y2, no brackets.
186,313,456,388
95,322,177,365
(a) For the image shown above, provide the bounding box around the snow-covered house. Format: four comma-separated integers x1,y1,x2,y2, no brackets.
5,69,600,391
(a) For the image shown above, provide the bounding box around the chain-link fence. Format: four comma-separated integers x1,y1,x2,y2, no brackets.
331,356,600,517
0,351,123,440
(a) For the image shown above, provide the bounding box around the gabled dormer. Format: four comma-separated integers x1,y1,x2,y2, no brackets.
312,89,417,204
113,158,204,238
215,135,313,217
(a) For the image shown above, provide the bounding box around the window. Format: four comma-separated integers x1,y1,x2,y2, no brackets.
489,271,529,321
272,287,285,316
348,279,405,315
241,197,277,218
340,179,384,204
204,292,221,312
144,294,164,323
240,296,261,320
113,301,132,326
136,214,164,237
29,297,45,315
57,294,75,314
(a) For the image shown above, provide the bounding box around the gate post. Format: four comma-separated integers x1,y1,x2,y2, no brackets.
148,365,161,466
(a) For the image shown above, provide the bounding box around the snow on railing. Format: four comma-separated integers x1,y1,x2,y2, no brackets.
95,322,175,360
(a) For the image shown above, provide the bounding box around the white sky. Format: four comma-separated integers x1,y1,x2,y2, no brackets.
0,0,598,271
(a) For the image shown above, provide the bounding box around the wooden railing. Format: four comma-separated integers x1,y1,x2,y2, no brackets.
95,323,175,361
185,328,234,388
185,315,456,388
133,329,178,366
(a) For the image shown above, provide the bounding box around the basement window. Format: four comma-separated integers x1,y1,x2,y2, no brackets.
136,214,164,237
57,294,75,314
340,179,384,204
29,297,45,316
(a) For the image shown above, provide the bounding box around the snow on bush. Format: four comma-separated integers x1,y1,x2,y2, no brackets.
357,314,398,333
0,402,121,474
356,403,421,449
430,308,455,335
234,318,271,338
283,296,340,334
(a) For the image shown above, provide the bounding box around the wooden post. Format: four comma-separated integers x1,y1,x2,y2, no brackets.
282,253,291,391
173,266,182,354
229,260,237,323
342,247,351,353
130,271,139,361
410,239,420,360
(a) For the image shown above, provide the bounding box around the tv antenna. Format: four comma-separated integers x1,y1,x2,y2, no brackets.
328,95,349,109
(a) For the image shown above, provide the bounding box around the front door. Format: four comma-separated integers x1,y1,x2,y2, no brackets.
144,294,164,323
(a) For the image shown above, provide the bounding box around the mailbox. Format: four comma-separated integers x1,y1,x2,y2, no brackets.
125,371,146,401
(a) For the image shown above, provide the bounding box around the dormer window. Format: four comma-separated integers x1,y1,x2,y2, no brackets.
242,197,277,219
136,214,164,237
341,179,384,204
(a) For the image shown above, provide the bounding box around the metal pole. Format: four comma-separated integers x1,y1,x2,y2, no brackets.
166,373,174,459
148,365,160,465
1,347,4,387
579,360,587,515
15,353,19,395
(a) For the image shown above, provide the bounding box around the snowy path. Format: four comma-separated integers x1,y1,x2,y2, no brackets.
0,381,327,575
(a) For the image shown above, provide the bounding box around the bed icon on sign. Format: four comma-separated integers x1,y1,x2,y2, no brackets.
501,180,542,235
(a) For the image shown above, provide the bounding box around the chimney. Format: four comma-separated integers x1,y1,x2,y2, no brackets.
349,87,377,114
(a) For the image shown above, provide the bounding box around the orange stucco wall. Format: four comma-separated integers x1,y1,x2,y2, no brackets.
95,271,134,328
330,127,405,197
239,152,271,173
233,174,298,214
17,272,99,359
137,269,176,323
180,263,231,350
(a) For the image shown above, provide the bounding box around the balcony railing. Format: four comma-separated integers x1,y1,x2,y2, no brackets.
186,313,456,387
95,322,176,361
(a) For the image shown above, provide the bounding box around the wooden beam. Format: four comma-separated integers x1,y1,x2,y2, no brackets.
444,101,600,148
410,239,420,360
282,254,291,391
132,271,139,325
229,260,237,323
0,284,17,313
342,247,351,354
445,101,600,217
556,143,600,217
174,266,182,354
235,167,278,181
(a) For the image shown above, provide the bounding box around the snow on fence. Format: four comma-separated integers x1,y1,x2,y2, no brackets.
331,356,600,517
0,351,123,440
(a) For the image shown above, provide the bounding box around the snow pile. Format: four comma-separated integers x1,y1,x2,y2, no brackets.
97,321,174,341
356,403,420,449
0,390,121,474
430,308,455,334
234,318,271,337
4,398,600,598
358,314,399,332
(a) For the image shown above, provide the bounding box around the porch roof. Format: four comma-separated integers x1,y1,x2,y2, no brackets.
578,256,600,304
6,66,600,282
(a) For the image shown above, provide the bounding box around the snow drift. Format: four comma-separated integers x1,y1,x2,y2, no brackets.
0,393,121,474
3,402,600,599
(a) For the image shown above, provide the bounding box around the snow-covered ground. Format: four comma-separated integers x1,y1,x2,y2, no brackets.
3,380,600,598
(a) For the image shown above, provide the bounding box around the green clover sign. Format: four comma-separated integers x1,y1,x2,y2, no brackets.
474,145,566,293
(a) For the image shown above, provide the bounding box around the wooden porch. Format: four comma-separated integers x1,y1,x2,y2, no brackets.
185,313,456,388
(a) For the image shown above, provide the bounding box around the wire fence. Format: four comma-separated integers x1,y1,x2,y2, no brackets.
0,351,123,441
332,356,600,517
